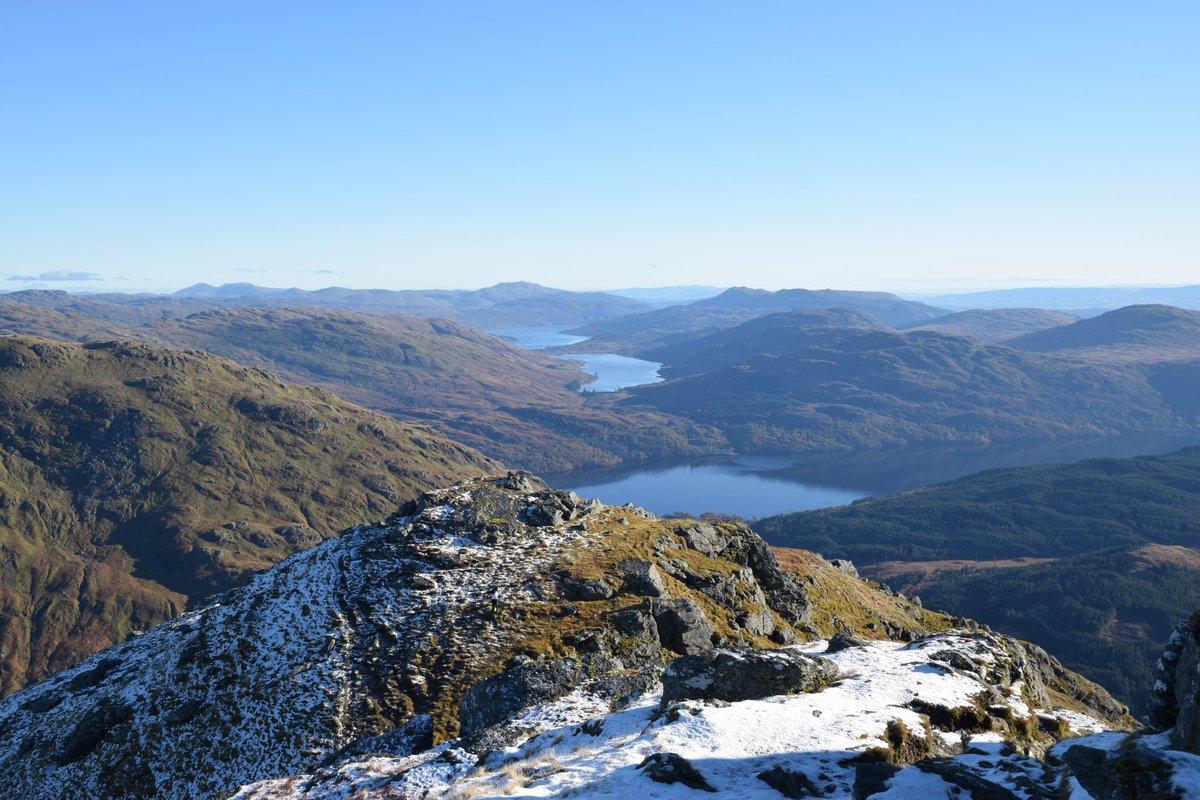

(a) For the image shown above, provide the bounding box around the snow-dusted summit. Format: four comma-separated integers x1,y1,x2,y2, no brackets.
0,473,1180,799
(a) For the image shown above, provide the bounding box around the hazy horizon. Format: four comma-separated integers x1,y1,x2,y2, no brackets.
4,3,1198,294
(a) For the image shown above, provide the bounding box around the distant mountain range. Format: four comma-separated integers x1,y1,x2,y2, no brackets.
899,307,1080,342
605,284,727,306
917,284,1200,312
559,287,946,355
0,281,651,329
621,306,1200,455
0,304,726,474
1007,304,1200,363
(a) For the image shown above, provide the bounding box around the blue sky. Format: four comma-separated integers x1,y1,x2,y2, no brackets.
2,1,1197,293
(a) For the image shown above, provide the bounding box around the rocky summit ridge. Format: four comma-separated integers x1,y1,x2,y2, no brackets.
0,474,1189,799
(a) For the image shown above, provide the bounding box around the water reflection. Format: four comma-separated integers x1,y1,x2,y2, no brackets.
550,432,1200,518
490,325,663,393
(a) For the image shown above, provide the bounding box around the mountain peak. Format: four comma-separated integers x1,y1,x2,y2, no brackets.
0,473,1133,800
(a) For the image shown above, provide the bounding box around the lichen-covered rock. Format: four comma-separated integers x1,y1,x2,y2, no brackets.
661,647,839,704
617,560,667,597
652,599,716,655
0,473,1138,800
1062,745,1183,800
1154,610,1200,754
560,576,615,601
458,657,578,736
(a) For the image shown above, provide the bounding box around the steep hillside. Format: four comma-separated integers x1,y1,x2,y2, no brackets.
756,446,1200,713
560,287,944,356
1007,304,1200,363
0,302,726,473
0,335,497,694
141,307,724,473
899,307,1079,342
756,447,1200,562
0,290,217,326
0,303,141,342
690,287,946,324
871,544,1200,712
0,474,1130,800
645,307,890,373
624,312,1200,454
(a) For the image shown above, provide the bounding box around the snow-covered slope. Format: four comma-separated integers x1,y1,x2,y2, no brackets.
0,473,1152,799
234,632,1127,799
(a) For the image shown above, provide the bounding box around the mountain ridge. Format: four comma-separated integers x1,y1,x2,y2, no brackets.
0,334,497,693
0,473,1135,800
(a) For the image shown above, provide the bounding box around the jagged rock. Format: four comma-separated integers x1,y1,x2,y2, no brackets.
57,699,132,765
327,714,433,764
736,604,777,637
617,560,667,597
718,528,815,628
657,557,704,584
1166,611,1200,753
498,471,539,492
916,760,1027,799
163,698,204,726
612,607,658,638
0,474,1138,800
852,762,899,800
1062,745,1181,800
828,558,859,577
594,665,662,708
652,599,715,655
410,574,436,590
661,647,840,704
560,575,615,601
637,752,716,792
458,658,578,736
675,522,726,557
928,648,984,676
825,630,870,653
757,765,824,798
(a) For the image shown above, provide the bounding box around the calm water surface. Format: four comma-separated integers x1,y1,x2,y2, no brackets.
550,433,1200,518
560,456,865,518
489,326,663,393
492,328,1200,518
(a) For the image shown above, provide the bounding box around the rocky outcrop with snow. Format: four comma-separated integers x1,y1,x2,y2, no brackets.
0,473,1156,799
232,631,1150,799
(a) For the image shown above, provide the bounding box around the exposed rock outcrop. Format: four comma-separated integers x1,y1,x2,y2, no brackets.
661,647,839,704
0,474,1141,800
1149,609,1200,754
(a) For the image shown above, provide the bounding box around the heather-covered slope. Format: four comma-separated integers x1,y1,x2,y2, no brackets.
755,447,1200,714
142,307,724,473
0,335,496,693
0,302,726,473
559,287,944,356
899,307,1079,342
1007,304,1200,363
0,474,1129,800
623,310,1200,454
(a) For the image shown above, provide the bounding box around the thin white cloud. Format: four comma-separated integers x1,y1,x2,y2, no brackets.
8,270,101,282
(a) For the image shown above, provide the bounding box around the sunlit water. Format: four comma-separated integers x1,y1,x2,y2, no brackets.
490,329,1200,517
549,433,1200,518
489,326,663,392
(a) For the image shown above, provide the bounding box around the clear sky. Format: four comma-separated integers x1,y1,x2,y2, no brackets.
2,1,1197,294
